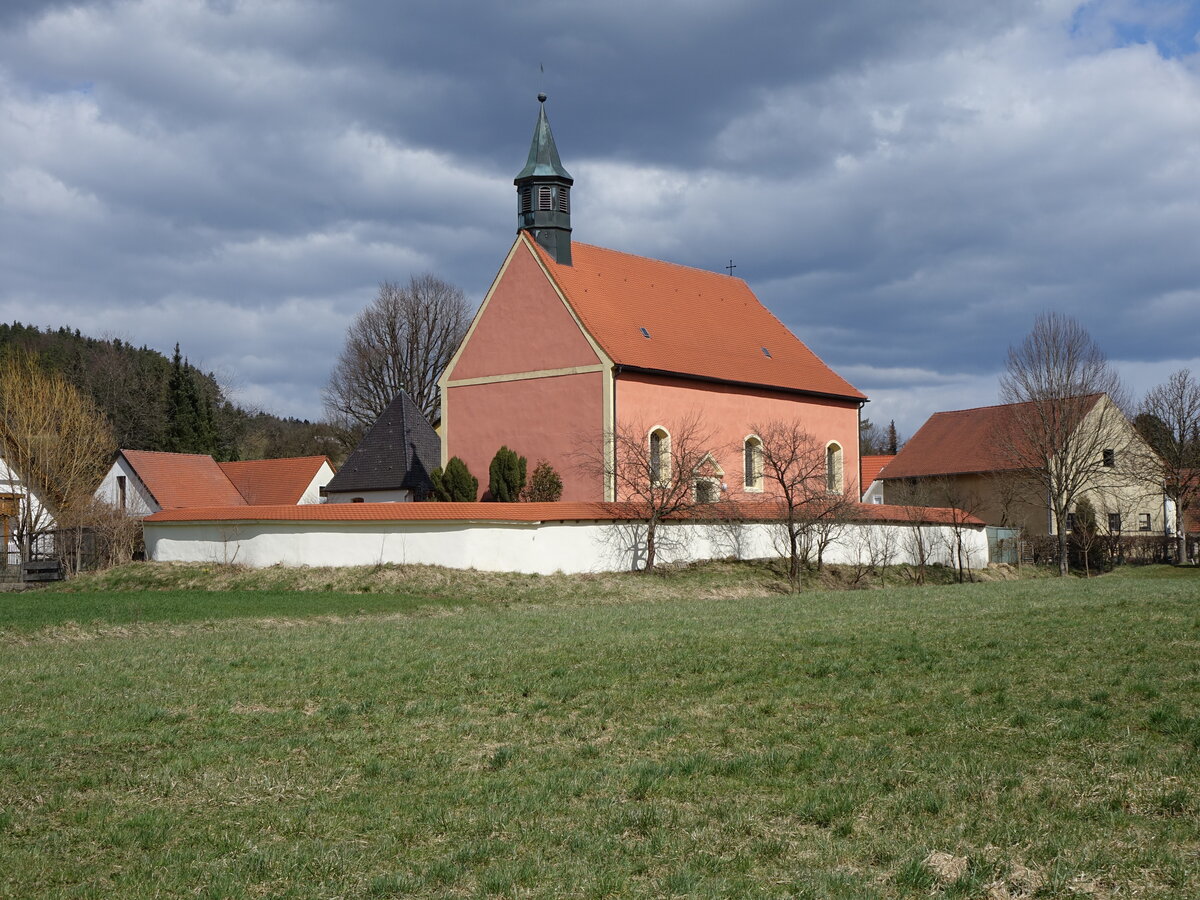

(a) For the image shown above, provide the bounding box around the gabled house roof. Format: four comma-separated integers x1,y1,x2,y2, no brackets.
527,237,866,402
120,449,248,509
880,395,1104,479
218,456,331,505
323,391,440,496
118,449,333,510
861,455,895,487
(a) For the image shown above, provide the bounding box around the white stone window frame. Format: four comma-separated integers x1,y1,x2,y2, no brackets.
742,433,764,493
648,426,671,486
825,441,844,494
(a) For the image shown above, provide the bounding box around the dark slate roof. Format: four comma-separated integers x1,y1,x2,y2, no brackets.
324,392,440,497
514,95,573,182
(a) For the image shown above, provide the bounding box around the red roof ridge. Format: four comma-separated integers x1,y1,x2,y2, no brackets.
925,392,1105,417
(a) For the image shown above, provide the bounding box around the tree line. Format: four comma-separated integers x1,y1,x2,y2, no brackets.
0,323,338,462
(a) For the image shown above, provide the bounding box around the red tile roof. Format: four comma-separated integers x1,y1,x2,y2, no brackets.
860,455,895,487
880,396,1103,479
219,456,332,505
529,238,865,401
146,500,982,528
121,449,248,509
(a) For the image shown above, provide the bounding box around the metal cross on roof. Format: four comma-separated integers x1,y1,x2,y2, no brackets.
726,259,736,276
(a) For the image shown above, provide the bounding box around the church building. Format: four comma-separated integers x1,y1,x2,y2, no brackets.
440,96,867,502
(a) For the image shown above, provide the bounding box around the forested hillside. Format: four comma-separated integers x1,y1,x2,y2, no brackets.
0,323,339,462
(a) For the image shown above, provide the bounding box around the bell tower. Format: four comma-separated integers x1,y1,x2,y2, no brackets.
514,93,573,265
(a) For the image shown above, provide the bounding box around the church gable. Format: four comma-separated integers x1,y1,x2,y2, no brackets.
448,237,603,382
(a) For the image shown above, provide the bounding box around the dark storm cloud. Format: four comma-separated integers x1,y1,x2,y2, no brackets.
1,0,1198,434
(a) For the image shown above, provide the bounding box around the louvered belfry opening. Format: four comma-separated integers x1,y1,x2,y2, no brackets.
514,93,574,265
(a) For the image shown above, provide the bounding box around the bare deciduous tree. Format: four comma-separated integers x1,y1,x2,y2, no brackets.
0,351,114,564
1139,368,1200,564
324,274,471,433
999,312,1137,576
752,420,856,592
576,413,719,573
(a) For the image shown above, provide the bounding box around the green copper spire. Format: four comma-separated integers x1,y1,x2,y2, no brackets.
515,93,573,265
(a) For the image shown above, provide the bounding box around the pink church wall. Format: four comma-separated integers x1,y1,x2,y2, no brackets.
447,372,606,501
450,243,600,380
616,372,861,500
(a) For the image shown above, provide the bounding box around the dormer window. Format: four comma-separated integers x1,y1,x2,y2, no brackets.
761,347,772,358
640,327,651,339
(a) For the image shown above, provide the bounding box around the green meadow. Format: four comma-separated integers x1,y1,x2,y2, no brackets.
1,564,1197,898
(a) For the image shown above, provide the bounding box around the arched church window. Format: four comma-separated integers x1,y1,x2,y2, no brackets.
649,427,670,485
826,442,843,493
743,436,763,491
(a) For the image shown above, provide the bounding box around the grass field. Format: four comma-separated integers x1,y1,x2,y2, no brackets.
1,564,1197,898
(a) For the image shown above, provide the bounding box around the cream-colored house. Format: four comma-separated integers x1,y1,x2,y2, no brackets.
879,394,1166,540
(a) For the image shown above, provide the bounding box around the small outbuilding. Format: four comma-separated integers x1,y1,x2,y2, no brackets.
321,391,440,503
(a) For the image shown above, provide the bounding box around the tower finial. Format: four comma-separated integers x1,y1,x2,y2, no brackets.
538,91,547,103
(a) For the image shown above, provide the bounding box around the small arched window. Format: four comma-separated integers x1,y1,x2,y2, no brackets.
743,435,763,491
519,186,532,214
538,185,554,211
825,442,843,493
649,427,670,485
557,186,570,213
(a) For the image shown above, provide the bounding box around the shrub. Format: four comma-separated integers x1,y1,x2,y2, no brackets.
521,459,564,502
431,457,478,502
488,446,527,502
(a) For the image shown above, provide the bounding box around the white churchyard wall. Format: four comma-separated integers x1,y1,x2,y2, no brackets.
145,515,988,575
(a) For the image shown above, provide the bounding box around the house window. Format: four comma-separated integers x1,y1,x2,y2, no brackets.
538,185,553,211
116,475,126,511
743,436,763,491
1138,513,1151,531
1108,513,1121,533
352,497,365,503
649,428,670,485
1103,449,1115,467
825,442,843,493
694,478,719,504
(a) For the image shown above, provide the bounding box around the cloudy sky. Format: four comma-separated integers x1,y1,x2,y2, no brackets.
3,0,1198,437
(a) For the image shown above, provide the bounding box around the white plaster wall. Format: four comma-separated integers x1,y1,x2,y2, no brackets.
299,462,336,505
95,457,158,517
862,480,886,504
145,518,989,575
323,488,413,504
1,454,55,559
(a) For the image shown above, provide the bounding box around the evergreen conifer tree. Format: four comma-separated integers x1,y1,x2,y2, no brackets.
488,446,527,501
431,457,478,501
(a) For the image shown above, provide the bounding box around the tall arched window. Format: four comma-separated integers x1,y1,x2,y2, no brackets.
649,427,670,485
826,442,843,493
743,435,763,491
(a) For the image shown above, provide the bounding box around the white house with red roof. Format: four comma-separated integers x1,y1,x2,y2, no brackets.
96,450,334,517
860,455,895,504
440,97,866,502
